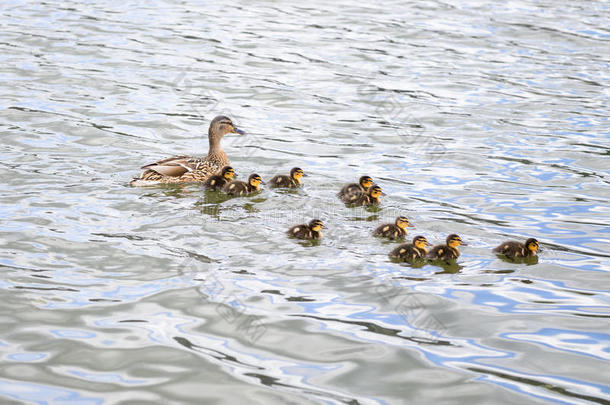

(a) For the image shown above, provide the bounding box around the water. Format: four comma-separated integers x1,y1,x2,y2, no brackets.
1,0,609,403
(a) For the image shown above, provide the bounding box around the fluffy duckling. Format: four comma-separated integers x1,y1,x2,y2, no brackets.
373,216,413,240
426,234,467,261
222,173,264,196
204,166,236,191
287,219,325,240
337,176,374,198
269,167,307,188
493,238,539,258
390,236,430,261
341,184,385,206
130,115,244,186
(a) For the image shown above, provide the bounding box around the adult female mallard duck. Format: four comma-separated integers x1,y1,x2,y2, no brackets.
337,176,373,198
493,238,539,258
203,166,236,191
389,236,430,261
269,167,306,188
373,216,413,240
130,115,244,186
341,184,385,206
426,234,467,260
287,219,325,240
222,173,264,196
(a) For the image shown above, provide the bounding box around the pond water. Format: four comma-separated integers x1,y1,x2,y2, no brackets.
1,0,609,404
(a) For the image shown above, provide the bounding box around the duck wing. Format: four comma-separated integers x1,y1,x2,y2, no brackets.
140,155,202,177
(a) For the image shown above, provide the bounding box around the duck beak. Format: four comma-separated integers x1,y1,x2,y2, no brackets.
302,173,309,177
460,241,468,246
407,223,415,227
233,127,245,135
260,180,266,185
380,192,387,196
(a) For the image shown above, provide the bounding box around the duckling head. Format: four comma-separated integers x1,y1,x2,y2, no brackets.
309,219,325,232
368,185,385,199
221,166,236,180
395,216,413,230
359,176,374,190
209,116,245,140
526,238,539,253
248,173,264,189
290,167,306,183
446,234,466,248
413,235,430,252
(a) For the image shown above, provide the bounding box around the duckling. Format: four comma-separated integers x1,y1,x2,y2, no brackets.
493,238,539,258
373,216,413,240
287,219,325,240
426,234,467,261
222,173,264,196
337,176,373,198
390,236,430,261
203,166,236,191
269,167,307,188
341,184,385,206
130,115,244,186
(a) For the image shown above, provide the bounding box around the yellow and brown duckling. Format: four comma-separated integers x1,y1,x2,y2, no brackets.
493,238,539,258
390,236,431,261
341,184,385,206
203,166,236,191
269,167,307,188
373,216,413,240
222,173,264,196
426,234,467,261
337,175,374,198
130,115,244,186
287,219,325,240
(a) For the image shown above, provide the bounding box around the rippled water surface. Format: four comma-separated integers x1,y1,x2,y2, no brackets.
1,0,609,403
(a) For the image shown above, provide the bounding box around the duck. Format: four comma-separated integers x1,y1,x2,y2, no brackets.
389,236,430,261
373,216,413,240
493,238,539,258
203,166,236,191
337,176,373,198
426,234,466,261
287,219,325,240
222,173,264,196
269,167,306,188
130,115,244,186
341,184,385,206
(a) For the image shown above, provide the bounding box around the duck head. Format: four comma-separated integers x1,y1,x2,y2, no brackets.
395,216,413,230
248,173,264,189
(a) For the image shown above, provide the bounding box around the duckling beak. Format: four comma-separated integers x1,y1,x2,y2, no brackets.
260,180,266,185
233,173,238,178
232,127,245,135
407,223,415,227
460,241,468,246
302,173,309,177
381,192,387,196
